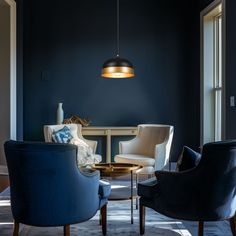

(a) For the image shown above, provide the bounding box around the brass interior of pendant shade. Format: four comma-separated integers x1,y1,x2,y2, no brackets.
102,66,134,78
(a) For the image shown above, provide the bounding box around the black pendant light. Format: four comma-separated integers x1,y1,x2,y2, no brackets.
101,0,134,78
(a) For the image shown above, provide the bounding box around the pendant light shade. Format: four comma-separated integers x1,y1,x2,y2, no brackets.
102,56,134,78
101,0,134,79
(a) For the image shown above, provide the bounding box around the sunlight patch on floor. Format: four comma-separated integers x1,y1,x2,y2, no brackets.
0,200,10,206
111,185,127,189
146,221,181,225
0,222,13,225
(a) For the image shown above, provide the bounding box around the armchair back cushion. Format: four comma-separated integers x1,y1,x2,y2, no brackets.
195,141,236,220
44,124,97,153
44,124,102,166
120,124,173,158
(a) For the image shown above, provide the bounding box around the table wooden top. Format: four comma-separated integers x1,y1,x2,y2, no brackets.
92,163,142,174
82,126,137,130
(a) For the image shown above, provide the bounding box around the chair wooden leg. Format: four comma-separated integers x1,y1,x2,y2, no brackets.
64,224,70,236
198,221,204,236
140,204,145,235
13,221,19,236
230,216,236,236
99,211,102,225
101,204,107,235
136,174,139,210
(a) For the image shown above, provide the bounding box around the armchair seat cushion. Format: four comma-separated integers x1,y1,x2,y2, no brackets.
138,177,159,198
99,180,111,199
115,154,155,174
115,154,155,167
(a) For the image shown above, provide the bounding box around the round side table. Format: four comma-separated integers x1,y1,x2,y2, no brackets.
92,163,142,224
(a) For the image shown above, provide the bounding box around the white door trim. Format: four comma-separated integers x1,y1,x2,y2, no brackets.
3,0,16,140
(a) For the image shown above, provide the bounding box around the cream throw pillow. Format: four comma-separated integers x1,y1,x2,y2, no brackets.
70,137,96,166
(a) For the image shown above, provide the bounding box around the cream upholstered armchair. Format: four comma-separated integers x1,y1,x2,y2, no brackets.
44,124,102,165
114,124,174,174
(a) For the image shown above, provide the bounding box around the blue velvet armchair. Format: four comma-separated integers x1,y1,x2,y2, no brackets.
4,140,111,236
138,140,236,236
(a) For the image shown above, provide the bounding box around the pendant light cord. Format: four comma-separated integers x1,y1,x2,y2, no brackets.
116,0,120,57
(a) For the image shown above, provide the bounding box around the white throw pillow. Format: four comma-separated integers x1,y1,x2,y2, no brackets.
70,137,95,166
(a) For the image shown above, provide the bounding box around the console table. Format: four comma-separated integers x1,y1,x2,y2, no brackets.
82,127,138,163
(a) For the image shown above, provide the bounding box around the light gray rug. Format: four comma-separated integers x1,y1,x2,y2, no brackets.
0,184,232,236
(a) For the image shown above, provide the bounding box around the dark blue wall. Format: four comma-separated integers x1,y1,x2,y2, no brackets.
21,0,200,160
225,0,236,139
200,0,214,9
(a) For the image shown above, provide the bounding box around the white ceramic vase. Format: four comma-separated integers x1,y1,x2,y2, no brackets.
57,103,64,124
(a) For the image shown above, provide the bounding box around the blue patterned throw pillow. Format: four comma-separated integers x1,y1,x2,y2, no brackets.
52,126,73,143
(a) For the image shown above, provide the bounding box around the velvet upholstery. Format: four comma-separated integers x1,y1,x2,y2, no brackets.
138,140,236,222
176,146,201,172
4,140,110,228
138,177,158,199
99,180,111,199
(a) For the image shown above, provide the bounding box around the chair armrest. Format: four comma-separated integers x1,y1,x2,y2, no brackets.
79,169,111,198
155,168,198,184
79,168,100,178
99,180,111,198
154,168,199,203
75,171,101,218
75,167,100,198
119,137,140,154
154,130,173,170
155,141,168,170
44,126,53,142
75,168,101,192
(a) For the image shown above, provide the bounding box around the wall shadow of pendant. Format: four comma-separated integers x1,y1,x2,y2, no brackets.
63,115,91,127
